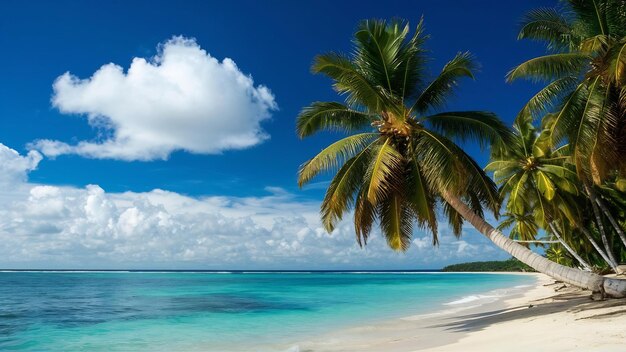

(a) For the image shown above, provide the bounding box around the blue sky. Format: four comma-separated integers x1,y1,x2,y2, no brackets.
0,0,552,269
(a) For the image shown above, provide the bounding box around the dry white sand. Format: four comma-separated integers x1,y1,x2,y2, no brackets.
293,273,626,352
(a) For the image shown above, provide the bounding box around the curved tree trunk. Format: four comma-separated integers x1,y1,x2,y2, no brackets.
586,185,620,266
579,226,620,273
443,192,626,298
549,223,592,271
595,196,626,249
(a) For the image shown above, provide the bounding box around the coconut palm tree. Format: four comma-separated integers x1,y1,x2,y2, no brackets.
486,115,610,272
296,19,626,296
495,211,592,270
507,0,626,246
496,211,540,245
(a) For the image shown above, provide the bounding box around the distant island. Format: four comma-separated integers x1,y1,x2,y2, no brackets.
442,258,536,272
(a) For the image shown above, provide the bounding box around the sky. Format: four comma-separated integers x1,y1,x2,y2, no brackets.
0,0,553,269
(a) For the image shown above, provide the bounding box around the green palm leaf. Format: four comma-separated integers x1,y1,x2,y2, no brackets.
505,171,530,214
423,111,512,147
312,53,390,111
412,52,477,113
320,147,373,232
365,138,403,204
354,186,376,246
442,200,463,239
298,133,378,187
506,53,589,83
535,170,556,200
518,7,576,49
296,102,374,138
517,76,579,121
407,152,437,238
378,192,413,251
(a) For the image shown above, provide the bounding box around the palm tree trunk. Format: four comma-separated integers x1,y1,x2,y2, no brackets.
585,185,620,267
442,192,626,298
594,196,626,249
578,226,619,273
549,223,592,271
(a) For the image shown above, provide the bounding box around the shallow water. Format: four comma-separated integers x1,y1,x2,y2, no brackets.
0,271,535,351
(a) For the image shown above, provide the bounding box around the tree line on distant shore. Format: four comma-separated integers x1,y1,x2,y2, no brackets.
441,259,535,272
296,0,626,297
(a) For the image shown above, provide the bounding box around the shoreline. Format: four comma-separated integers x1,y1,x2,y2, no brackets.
292,273,626,352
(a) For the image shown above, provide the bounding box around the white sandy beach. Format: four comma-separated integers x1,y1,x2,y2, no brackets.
294,273,626,352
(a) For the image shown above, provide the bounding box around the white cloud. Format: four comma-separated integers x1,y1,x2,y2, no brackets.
0,144,42,185
0,144,510,269
30,36,277,161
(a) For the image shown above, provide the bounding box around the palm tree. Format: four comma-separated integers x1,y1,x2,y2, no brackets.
296,19,626,297
496,211,592,270
507,0,626,246
486,115,607,272
496,211,540,245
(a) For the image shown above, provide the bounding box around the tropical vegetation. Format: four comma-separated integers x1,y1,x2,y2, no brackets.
442,258,535,272
505,0,626,275
296,0,626,298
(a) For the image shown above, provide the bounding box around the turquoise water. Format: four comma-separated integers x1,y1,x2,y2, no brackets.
0,272,535,351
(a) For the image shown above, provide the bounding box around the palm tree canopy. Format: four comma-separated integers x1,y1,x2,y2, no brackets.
297,19,511,251
486,116,579,218
508,0,626,184
486,114,591,240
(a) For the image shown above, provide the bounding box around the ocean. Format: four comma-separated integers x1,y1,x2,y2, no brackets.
0,271,536,351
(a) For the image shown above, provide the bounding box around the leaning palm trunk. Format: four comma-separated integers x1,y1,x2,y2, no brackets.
549,223,592,271
579,226,620,273
595,196,626,249
443,192,626,298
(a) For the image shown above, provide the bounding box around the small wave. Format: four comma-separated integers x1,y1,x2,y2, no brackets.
445,294,498,305
444,284,531,306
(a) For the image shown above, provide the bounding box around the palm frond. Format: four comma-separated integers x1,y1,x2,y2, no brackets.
579,34,609,53
412,52,477,113
503,171,530,214
535,170,557,200
396,18,428,101
298,133,378,187
296,102,374,138
416,129,500,214
568,0,608,36
354,186,376,246
378,192,413,251
506,53,589,83
546,81,588,146
610,40,626,84
605,0,626,36
312,53,389,111
365,138,403,204
423,111,512,148
407,151,437,237
320,146,373,232
516,76,579,122
354,19,428,102
518,7,576,50
442,200,463,240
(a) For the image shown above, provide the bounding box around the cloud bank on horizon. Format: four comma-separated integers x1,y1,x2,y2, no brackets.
0,143,507,269
31,37,277,161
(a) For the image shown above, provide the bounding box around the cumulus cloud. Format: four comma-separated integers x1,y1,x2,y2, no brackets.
30,37,277,161
0,143,509,269
0,145,42,185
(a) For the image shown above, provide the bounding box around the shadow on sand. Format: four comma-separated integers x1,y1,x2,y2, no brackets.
429,284,626,334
